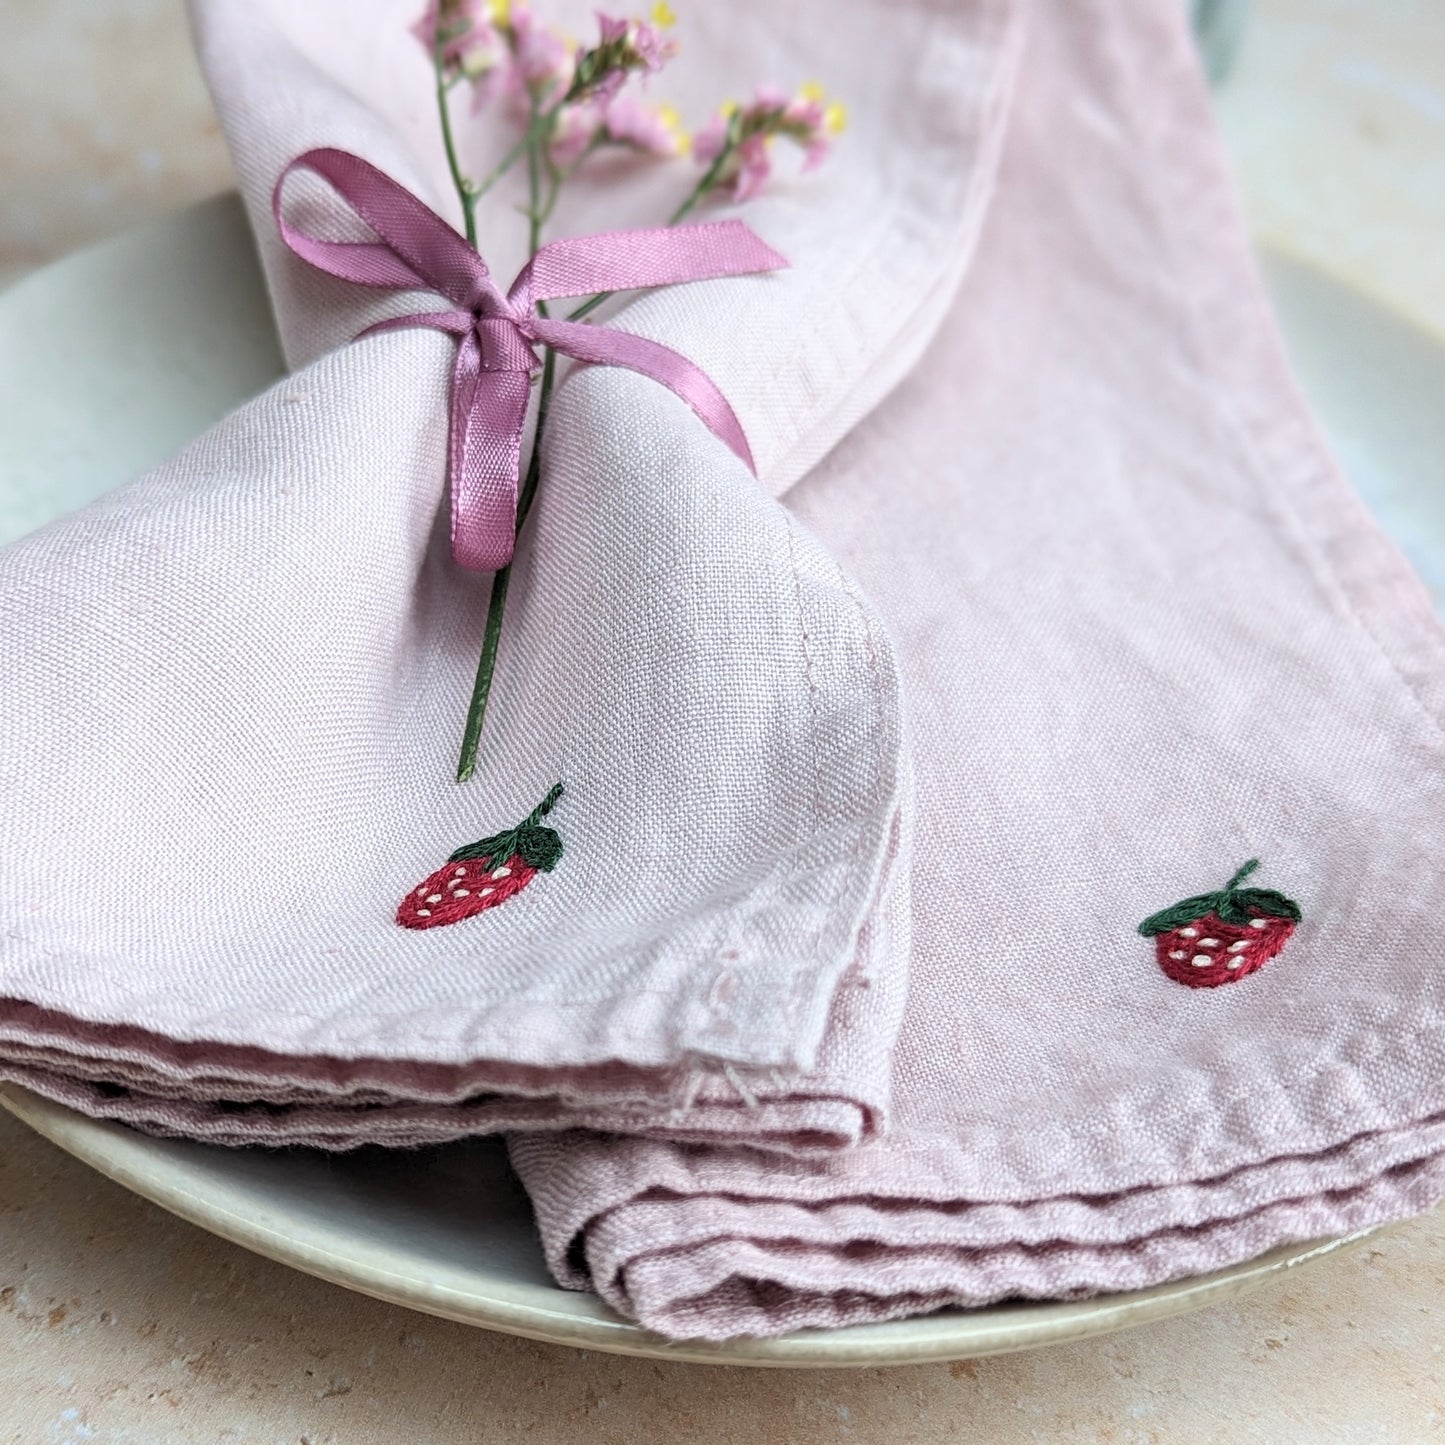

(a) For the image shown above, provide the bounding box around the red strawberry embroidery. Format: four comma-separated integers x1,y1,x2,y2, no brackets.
1138,858,1301,989
396,783,564,931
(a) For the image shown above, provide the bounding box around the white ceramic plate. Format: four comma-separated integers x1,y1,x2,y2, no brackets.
1,197,1441,1367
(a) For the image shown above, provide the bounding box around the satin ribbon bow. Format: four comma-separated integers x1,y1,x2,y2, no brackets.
273,147,788,572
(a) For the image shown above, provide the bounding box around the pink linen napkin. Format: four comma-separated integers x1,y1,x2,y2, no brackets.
507,0,1445,1336
2,0,1443,1347
0,0,1021,1149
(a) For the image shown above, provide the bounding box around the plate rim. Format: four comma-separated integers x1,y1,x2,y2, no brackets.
0,1084,1376,1368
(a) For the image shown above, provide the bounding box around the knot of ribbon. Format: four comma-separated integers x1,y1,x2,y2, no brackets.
273,147,789,572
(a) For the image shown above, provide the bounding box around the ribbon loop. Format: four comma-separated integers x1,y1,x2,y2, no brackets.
274,147,788,572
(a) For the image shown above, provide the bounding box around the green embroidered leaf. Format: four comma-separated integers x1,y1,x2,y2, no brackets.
516,825,564,872
449,830,514,865
1231,887,1302,922
1214,891,1251,926
1141,874,1302,933
1138,892,1221,936
441,784,566,874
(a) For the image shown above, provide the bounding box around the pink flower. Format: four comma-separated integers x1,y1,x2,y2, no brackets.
693,82,846,200
550,95,686,169
602,96,686,157
510,5,576,106
731,134,773,201
595,13,629,45
627,17,674,72
413,0,505,84
690,112,729,167
570,6,678,104
593,9,674,70
549,101,605,166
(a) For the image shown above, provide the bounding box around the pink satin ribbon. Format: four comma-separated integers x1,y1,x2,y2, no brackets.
273,147,788,571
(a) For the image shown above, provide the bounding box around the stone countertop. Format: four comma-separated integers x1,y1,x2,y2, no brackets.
2,1,1443,1439
2,1125,1442,1443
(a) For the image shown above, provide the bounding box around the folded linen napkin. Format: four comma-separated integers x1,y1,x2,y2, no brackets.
2,0,1443,1348
0,0,1021,1150
508,0,1445,1336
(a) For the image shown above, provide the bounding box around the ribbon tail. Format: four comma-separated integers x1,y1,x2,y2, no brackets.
447,332,532,572
530,318,758,475
514,221,789,308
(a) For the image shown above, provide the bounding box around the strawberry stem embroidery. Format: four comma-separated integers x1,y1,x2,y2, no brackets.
1138,858,1301,988
396,783,565,930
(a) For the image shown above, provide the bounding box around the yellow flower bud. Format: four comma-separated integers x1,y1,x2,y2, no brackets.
651,1,677,26
824,101,848,135
799,80,826,103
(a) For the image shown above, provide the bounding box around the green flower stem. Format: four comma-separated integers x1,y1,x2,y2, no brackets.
473,133,527,203
434,55,478,244
457,101,559,783
457,567,510,781
670,134,738,224
436,67,546,238
457,338,558,782
455,115,741,781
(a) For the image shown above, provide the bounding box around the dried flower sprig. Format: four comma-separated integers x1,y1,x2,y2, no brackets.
550,96,687,168
570,8,678,103
692,82,848,202
413,2,841,780
412,0,508,85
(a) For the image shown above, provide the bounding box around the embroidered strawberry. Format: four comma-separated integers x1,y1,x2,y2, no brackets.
1138,858,1301,989
396,782,564,930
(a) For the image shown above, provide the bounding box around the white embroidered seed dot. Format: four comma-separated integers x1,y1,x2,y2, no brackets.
454,889,470,898
480,887,495,898
454,866,466,877
416,886,427,897
1226,958,1243,970
1200,938,1220,949
1180,927,1199,938
1249,918,1269,930
426,894,442,905
490,865,512,880
1228,940,1249,953
1192,954,1213,967
417,908,432,917
1169,950,1187,960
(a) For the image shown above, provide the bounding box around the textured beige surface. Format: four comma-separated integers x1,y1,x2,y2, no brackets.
0,0,231,287
1215,0,1445,340
2,1109,1442,1443
2,0,1444,1438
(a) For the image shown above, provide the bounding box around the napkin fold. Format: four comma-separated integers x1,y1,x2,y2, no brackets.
509,0,1445,1335
0,0,1020,1150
